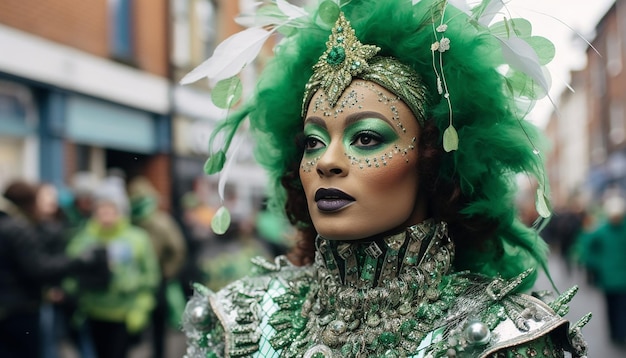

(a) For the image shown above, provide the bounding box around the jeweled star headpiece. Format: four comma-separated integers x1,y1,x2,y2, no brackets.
303,13,380,108
302,13,429,126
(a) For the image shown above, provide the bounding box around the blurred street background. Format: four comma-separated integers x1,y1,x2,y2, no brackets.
534,251,626,358
1,0,626,357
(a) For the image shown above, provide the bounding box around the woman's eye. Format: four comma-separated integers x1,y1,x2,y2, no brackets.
352,131,382,147
304,137,324,150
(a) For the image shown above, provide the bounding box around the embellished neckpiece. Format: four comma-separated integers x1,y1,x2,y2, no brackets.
315,219,453,289
273,220,458,357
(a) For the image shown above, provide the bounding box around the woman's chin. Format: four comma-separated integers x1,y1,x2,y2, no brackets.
313,224,382,241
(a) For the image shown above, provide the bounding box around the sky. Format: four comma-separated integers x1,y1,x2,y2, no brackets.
506,0,616,126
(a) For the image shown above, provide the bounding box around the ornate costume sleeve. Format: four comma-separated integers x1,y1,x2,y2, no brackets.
181,284,226,357
181,256,312,358
489,333,565,358
421,271,590,358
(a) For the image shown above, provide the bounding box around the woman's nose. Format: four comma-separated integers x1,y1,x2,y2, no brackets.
316,142,349,177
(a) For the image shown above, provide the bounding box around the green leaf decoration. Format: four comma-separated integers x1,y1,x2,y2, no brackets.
318,1,340,25
509,18,532,38
211,206,231,235
443,125,459,152
504,70,545,99
490,18,532,39
535,187,552,218
527,36,556,65
204,150,226,175
211,76,243,109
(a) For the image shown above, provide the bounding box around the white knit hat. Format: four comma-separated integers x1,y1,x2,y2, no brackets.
603,194,626,220
94,175,129,215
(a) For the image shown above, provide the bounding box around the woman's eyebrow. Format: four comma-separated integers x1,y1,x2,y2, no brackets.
345,111,393,128
303,116,327,129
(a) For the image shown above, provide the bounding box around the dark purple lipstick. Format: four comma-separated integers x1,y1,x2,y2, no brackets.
314,188,355,212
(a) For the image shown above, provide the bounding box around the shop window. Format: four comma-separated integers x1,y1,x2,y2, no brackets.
196,0,217,61
610,101,625,145
172,0,191,67
0,81,39,187
606,30,622,77
171,0,217,70
620,2,626,61
0,80,37,136
591,58,606,98
109,0,134,62
75,144,91,172
591,124,607,166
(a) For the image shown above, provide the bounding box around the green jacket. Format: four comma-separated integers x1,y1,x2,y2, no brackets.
131,200,187,280
66,218,160,332
580,217,626,292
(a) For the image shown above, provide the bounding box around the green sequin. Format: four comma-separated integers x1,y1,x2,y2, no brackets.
379,332,399,346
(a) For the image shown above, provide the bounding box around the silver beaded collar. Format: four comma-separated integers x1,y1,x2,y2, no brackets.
285,221,456,356
315,219,453,289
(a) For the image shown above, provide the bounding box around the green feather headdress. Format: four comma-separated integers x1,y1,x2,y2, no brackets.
182,0,558,288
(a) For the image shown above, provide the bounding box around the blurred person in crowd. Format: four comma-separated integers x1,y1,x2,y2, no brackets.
579,193,626,346
255,198,295,258
61,172,100,233
65,176,160,358
0,179,108,358
542,191,589,274
197,185,272,292
200,217,272,292
181,191,215,240
35,182,82,358
128,176,187,358
178,190,215,298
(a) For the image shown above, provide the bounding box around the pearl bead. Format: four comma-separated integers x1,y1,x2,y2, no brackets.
464,321,491,346
189,304,208,326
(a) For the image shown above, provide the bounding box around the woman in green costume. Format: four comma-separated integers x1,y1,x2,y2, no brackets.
181,0,590,357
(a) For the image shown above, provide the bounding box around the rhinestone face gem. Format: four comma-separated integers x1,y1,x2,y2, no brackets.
330,319,347,334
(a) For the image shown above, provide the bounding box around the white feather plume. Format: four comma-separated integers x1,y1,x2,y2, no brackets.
277,0,308,20
497,36,549,94
476,0,505,26
180,27,273,85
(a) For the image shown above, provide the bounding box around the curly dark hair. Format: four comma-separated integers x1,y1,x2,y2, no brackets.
3,179,39,221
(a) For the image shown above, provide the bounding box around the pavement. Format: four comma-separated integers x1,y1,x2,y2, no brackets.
128,328,187,358
58,327,187,358
533,250,626,358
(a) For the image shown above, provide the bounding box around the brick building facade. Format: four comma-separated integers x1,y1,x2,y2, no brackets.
0,0,173,207
546,0,626,207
